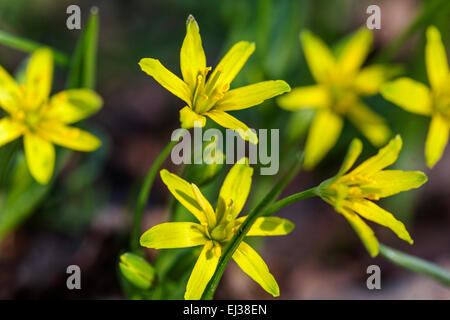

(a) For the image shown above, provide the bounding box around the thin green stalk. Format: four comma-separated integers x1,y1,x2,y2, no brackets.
201,152,304,300
379,243,450,287
0,30,69,66
374,0,450,63
130,138,179,253
263,187,317,217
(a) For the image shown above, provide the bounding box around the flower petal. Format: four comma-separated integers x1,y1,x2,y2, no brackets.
39,122,101,152
336,138,363,177
350,199,413,244
0,117,24,147
425,113,449,168
232,241,279,297
185,241,220,300
353,65,391,95
179,106,206,128
277,85,330,111
160,169,212,225
140,222,207,249
426,26,449,93
24,132,55,184
360,170,428,198
304,109,343,169
350,135,402,177
337,207,379,257
180,15,206,90
215,80,290,111
205,110,258,144
191,183,216,227
234,216,294,236
46,89,103,124
300,30,336,83
216,160,253,223
25,48,53,109
380,78,433,116
0,65,22,114
337,28,373,75
207,41,255,88
139,58,191,105
347,101,391,146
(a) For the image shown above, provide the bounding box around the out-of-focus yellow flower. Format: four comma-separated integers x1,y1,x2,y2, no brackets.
139,15,290,144
317,135,427,257
381,26,450,168
0,48,102,184
278,28,393,169
140,160,294,299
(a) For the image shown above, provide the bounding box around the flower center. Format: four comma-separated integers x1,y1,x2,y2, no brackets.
191,67,230,114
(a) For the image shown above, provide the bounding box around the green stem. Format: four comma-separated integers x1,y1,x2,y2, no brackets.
0,30,69,66
374,0,450,63
379,243,450,287
262,187,317,217
201,152,304,300
130,138,179,253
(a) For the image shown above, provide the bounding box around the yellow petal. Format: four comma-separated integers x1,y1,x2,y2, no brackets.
39,122,101,152
216,160,253,223
0,117,24,147
191,183,216,228
179,106,206,128
180,15,206,90
425,114,449,168
277,85,330,111
139,58,191,105
380,78,432,116
140,222,207,249
337,28,373,75
46,89,103,124
206,41,255,88
205,110,258,144
304,109,343,169
353,65,391,95
346,101,391,146
25,48,53,109
234,216,294,236
426,26,449,93
232,241,279,297
24,132,55,184
0,65,22,114
336,138,363,177
300,30,336,83
160,169,212,225
185,241,220,300
215,80,290,111
350,199,413,244
338,207,379,257
360,170,428,198
350,135,402,177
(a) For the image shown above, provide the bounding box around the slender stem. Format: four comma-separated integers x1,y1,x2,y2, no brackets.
130,138,179,253
262,187,317,217
0,30,69,66
201,152,304,300
379,243,450,287
374,0,450,63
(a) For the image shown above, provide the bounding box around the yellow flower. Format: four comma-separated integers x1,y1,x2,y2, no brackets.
316,135,427,257
138,15,291,144
278,28,393,169
0,48,102,184
381,26,450,168
140,160,294,299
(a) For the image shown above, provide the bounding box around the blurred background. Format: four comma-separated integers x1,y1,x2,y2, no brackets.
0,0,449,299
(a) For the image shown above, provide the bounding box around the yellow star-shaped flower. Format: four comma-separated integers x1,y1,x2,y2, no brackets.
381,26,450,168
278,28,393,169
317,135,427,257
0,48,102,184
139,15,291,144
140,160,294,299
